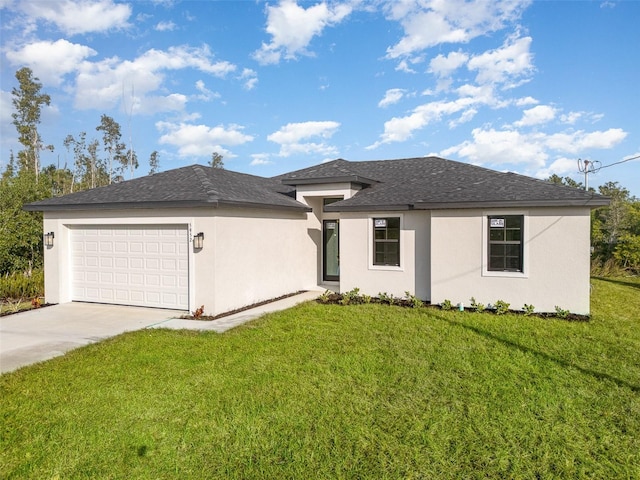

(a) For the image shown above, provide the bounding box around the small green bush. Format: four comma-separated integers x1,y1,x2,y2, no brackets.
523,304,535,316
404,291,423,308
340,287,361,305
470,297,486,313
494,300,510,315
440,299,453,310
318,290,332,303
0,270,44,300
555,306,570,319
378,292,397,305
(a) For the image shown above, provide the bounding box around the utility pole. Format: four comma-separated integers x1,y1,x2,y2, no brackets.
577,159,601,190
577,154,640,190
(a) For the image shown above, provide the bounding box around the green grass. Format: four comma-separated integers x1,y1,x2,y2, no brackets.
1,278,639,479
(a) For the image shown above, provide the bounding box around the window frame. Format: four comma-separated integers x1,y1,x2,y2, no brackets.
370,215,402,269
482,212,528,278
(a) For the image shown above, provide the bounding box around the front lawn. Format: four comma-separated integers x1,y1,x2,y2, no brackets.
1,278,639,478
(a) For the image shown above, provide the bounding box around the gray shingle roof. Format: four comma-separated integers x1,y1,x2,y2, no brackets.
24,164,308,212
25,157,609,213
279,157,610,210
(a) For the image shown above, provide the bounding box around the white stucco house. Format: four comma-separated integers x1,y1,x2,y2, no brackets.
25,157,609,316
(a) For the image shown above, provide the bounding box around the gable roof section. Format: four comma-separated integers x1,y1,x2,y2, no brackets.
278,159,379,187
24,165,309,212
279,157,610,210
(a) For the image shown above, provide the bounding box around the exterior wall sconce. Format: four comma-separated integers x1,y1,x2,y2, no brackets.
44,231,55,248
193,232,204,250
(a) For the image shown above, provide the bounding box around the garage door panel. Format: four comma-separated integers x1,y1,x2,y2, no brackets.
145,258,160,270
72,225,188,310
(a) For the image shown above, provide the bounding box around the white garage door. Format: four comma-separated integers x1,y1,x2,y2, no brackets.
71,225,189,310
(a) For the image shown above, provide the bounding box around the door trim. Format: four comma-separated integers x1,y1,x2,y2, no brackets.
322,219,340,282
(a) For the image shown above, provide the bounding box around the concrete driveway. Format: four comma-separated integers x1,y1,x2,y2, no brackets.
0,291,320,374
0,303,179,374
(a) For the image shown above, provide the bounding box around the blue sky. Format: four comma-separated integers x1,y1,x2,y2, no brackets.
1,0,639,195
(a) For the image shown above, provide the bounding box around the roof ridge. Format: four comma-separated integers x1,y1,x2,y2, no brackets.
192,165,219,201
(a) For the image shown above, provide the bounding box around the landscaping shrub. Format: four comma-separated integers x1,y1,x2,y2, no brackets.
0,269,44,300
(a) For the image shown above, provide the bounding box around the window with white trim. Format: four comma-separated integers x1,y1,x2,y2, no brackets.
373,217,400,266
488,215,523,272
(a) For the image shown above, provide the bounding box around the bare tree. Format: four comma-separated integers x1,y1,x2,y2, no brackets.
11,67,53,182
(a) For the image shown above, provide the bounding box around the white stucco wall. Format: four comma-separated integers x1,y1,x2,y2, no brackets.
41,206,312,316
430,207,592,314
206,207,315,315
339,211,430,300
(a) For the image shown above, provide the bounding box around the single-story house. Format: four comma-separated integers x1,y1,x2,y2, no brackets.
25,157,609,316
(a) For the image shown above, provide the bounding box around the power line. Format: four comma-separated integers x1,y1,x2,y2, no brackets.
599,154,640,170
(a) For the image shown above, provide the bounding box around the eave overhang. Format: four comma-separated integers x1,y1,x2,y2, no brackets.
24,199,311,213
324,197,611,212
280,175,378,187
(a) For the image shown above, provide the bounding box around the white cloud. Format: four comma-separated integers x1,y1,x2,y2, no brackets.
514,105,556,127
194,80,219,101
395,59,416,73
560,111,582,125
74,45,236,112
534,157,579,179
5,39,97,86
448,108,477,128
467,35,534,87
239,68,258,90
545,128,627,154
442,127,548,167
250,153,273,166
20,0,132,35
442,127,628,170
267,120,340,157
560,111,605,125
378,88,406,108
385,0,531,59
429,50,469,77
253,0,352,65
156,121,254,157
368,84,498,148
515,96,538,106
155,20,177,32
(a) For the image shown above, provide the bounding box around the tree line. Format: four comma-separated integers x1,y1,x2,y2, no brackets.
548,175,640,275
1,67,162,274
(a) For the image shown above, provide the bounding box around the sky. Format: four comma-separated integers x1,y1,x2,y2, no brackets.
1,0,639,196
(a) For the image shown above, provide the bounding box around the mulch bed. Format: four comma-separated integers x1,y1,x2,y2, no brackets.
316,294,590,321
178,291,307,321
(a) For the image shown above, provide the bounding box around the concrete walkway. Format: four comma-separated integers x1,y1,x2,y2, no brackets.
0,291,320,374
147,290,320,332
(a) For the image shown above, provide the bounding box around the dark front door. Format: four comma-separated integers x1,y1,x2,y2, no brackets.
323,219,339,282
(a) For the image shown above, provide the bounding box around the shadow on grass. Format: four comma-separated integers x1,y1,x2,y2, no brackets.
593,276,640,290
436,312,640,394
